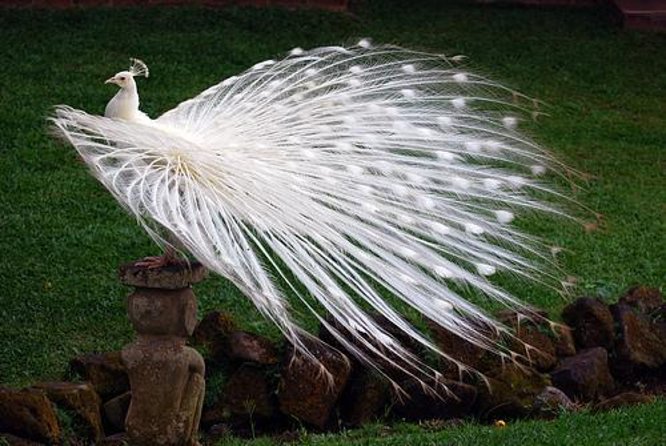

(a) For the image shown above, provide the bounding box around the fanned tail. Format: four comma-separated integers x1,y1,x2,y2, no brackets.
51,41,575,390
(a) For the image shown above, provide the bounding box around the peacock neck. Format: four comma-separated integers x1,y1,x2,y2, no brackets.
121,83,138,98
105,83,142,120
117,85,139,108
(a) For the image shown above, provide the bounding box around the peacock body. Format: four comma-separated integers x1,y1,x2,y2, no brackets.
51,41,572,388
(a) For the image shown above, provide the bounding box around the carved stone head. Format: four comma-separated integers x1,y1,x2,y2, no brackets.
127,288,197,337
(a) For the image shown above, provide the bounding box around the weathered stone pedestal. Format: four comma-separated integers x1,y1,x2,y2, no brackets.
119,262,208,446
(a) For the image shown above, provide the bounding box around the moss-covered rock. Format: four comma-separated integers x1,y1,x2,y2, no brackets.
68,352,129,400
474,363,550,419
0,388,61,444
32,381,103,443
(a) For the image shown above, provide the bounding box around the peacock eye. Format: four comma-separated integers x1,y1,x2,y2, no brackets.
120,76,126,81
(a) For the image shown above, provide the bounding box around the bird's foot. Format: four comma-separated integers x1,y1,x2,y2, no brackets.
134,252,182,269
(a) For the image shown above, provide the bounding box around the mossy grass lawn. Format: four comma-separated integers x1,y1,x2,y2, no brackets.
0,0,664,444
221,398,666,446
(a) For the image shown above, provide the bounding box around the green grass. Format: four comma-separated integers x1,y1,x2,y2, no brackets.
0,0,665,443
217,399,666,446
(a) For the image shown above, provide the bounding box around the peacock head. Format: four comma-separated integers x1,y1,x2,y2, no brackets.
104,58,149,89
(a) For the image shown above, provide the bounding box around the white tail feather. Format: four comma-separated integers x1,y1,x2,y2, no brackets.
51,43,573,389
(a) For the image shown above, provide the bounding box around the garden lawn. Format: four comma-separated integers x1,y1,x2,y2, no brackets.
0,0,665,444
218,398,666,446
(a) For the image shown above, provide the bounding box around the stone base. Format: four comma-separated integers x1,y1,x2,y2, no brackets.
120,259,207,446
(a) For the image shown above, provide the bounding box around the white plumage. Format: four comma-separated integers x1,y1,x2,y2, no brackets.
103,58,151,123
51,42,571,389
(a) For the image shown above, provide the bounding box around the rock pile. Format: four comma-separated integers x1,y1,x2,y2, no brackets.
2,286,665,444
194,285,666,440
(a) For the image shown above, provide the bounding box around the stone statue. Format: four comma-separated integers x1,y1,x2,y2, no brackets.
120,262,207,446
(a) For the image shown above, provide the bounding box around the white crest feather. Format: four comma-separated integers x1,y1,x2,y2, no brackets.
129,58,149,78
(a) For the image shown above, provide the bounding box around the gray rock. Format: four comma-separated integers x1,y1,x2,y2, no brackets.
427,318,501,380
531,386,576,419
611,304,666,370
593,392,654,412
391,378,477,422
223,364,276,419
103,391,131,434
619,286,663,314
496,310,557,372
562,297,614,350
553,324,576,357
32,381,103,442
319,313,424,381
0,388,60,444
278,339,351,429
191,310,237,360
69,352,129,400
550,347,614,401
225,331,279,365
339,369,390,427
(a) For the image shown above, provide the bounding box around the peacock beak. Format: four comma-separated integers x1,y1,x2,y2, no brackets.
104,77,116,85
